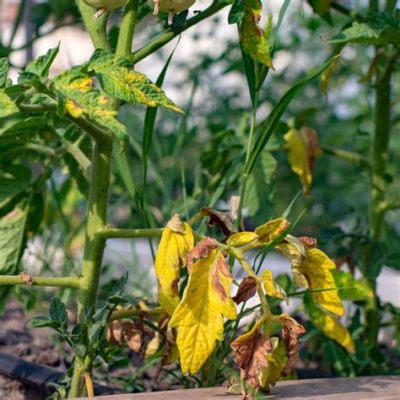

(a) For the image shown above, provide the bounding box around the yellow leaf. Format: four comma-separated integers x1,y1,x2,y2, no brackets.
305,295,355,353
227,231,258,247
155,214,194,316
262,270,285,300
170,249,237,374
283,128,321,194
255,218,289,245
65,99,85,118
277,238,344,316
302,248,344,316
259,337,288,390
276,235,309,288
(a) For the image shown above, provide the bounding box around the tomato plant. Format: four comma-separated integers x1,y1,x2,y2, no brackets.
0,0,399,399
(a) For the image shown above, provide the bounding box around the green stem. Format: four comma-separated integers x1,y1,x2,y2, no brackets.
366,46,393,346
116,0,139,57
321,145,371,169
237,96,258,228
76,0,110,50
96,227,163,239
68,137,113,398
130,0,232,63
0,275,80,288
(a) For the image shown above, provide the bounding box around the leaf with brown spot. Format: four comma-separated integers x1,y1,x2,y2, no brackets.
298,236,318,248
278,314,305,376
231,319,271,389
187,237,218,272
232,277,258,304
254,218,290,245
200,207,238,238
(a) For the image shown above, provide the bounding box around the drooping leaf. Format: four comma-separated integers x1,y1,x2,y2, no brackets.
232,276,258,304
87,49,182,113
0,203,29,309
200,207,238,238
332,270,373,301
283,127,321,194
170,249,237,374
239,0,273,68
25,46,59,78
304,294,355,353
278,314,306,375
0,90,18,119
259,337,288,390
155,214,194,316
262,270,285,299
53,68,127,141
231,319,271,389
330,13,400,46
0,58,9,88
278,237,344,316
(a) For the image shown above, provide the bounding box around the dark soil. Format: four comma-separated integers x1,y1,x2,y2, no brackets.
0,301,67,400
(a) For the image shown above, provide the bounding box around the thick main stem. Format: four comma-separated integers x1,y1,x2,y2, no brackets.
68,137,113,398
366,48,392,346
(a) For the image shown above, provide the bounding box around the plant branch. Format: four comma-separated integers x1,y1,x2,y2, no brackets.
76,0,110,50
96,227,164,239
321,145,371,169
116,0,139,57
0,275,80,289
110,306,163,321
130,0,232,63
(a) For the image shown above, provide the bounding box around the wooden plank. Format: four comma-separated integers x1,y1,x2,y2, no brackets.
76,376,400,400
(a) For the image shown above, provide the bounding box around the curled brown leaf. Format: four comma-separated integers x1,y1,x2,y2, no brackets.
20,272,34,286
232,277,258,305
200,207,238,238
278,314,306,376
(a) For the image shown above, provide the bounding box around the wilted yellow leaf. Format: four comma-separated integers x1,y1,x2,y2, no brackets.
155,214,194,316
170,249,236,374
305,295,355,353
259,337,288,390
262,270,285,300
302,248,344,316
276,235,308,288
283,128,321,194
255,218,289,245
227,232,258,247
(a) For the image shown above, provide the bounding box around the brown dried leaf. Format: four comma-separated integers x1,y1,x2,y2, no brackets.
231,320,272,389
187,237,218,272
107,320,124,345
211,255,234,301
278,314,306,376
125,328,142,352
298,236,318,248
200,207,238,238
232,277,258,305
166,212,185,233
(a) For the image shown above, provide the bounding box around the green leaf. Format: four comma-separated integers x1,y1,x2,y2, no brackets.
0,90,18,118
228,0,245,24
49,297,68,326
53,68,127,141
239,0,273,68
307,0,332,23
0,203,29,309
0,58,9,88
27,315,60,329
0,116,49,140
87,49,182,113
244,56,337,175
244,151,276,218
330,13,400,45
25,45,59,78
332,270,373,301
385,251,400,270
0,169,31,216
